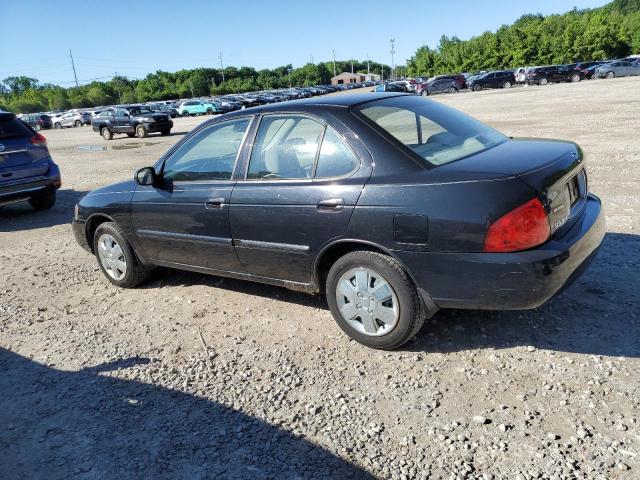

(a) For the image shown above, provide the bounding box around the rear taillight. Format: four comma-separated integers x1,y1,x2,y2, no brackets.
484,198,550,253
30,133,47,145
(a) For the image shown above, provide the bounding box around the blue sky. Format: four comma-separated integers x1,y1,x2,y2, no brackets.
1,0,609,86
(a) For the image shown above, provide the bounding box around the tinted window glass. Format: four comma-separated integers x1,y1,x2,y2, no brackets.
356,96,507,166
315,128,359,178
0,116,33,140
163,118,250,181
247,115,324,179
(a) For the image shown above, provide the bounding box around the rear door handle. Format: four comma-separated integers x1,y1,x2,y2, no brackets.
317,198,345,211
205,198,226,209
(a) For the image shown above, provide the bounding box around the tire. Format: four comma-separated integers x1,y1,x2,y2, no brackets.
74,120,82,127
571,74,581,83
135,124,148,138
447,87,457,94
54,122,61,129
421,90,429,97
473,84,482,92
606,71,615,79
101,127,113,141
502,81,512,89
206,108,213,115
28,190,56,210
182,111,191,117
326,250,425,350
93,222,150,288
539,77,549,86
161,129,171,136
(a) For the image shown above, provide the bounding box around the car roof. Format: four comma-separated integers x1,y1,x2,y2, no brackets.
253,92,410,111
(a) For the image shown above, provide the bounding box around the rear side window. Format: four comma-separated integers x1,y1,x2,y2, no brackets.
247,115,324,180
315,128,359,178
0,115,33,140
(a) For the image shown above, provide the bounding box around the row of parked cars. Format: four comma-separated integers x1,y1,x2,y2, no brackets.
374,55,640,97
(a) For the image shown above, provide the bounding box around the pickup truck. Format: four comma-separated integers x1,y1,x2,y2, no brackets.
92,105,173,140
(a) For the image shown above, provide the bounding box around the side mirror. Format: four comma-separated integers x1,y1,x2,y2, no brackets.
135,166,158,186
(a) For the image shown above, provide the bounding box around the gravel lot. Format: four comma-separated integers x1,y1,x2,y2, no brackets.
1,78,639,479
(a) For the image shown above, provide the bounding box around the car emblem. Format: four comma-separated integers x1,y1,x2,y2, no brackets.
0,144,5,152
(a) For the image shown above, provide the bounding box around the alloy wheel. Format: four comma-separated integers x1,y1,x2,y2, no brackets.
336,267,399,336
97,234,127,281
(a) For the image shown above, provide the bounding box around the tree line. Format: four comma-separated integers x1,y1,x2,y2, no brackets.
0,60,389,114
407,0,640,76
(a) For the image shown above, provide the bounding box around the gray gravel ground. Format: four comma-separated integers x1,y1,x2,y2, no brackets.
1,78,639,479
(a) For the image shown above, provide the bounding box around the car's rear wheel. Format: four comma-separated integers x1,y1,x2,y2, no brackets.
606,71,615,79
539,77,549,85
54,122,61,129
74,120,82,127
29,190,56,210
161,129,171,136
571,74,581,83
101,127,113,141
206,108,213,114
326,250,425,350
503,81,512,89
93,222,150,288
135,124,148,138
473,84,482,92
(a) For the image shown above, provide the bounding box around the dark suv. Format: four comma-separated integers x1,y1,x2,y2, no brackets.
21,113,53,130
527,65,582,85
0,112,61,210
469,71,515,91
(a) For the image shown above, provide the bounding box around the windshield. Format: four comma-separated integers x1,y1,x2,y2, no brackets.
354,96,507,166
128,106,153,115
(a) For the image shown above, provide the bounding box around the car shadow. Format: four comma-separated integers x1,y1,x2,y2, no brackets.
144,232,638,358
0,348,373,479
0,189,87,232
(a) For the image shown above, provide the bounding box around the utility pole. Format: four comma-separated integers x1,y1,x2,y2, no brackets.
351,59,354,74
219,52,225,82
189,79,194,98
390,38,396,80
367,53,370,75
114,72,122,104
69,49,79,87
332,49,337,78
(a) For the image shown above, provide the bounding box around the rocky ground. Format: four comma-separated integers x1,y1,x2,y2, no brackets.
1,78,639,479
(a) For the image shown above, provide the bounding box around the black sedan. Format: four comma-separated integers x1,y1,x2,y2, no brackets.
72,93,605,349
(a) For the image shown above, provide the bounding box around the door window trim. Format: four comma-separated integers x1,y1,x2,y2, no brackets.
239,112,361,183
158,116,254,185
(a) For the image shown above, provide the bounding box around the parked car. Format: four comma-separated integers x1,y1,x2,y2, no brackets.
50,112,86,129
72,93,604,350
430,74,466,90
373,83,407,93
514,67,527,84
0,112,61,210
91,105,173,140
20,113,52,130
416,79,458,96
469,70,516,91
177,100,220,117
526,65,582,85
594,60,640,79
149,103,179,118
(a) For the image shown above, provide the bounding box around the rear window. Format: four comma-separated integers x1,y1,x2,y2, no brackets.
0,115,33,140
354,96,507,167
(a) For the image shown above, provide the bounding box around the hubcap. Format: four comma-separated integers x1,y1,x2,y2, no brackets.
97,234,127,281
336,267,399,337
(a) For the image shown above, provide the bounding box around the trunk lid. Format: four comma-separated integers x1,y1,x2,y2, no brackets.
438,138,588,237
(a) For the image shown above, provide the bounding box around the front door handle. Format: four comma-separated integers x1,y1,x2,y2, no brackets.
205,198,226,209
317,198,345,211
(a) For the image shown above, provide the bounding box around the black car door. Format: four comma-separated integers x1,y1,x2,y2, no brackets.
229,113,371,284
130,116,253,272
486,73,497,88
114,109,130,133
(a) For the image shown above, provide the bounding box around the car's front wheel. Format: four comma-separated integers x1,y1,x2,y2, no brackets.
93,222,150,288
101,127,113,141
29,190,56,210
74,120,82,127
54,122,62,129
606,71,615,79
326,250,425,350
571,74,581,83
161,129,171,136
473,84,482,92
135,124,148,138
421,90,429,97
503,81,512,89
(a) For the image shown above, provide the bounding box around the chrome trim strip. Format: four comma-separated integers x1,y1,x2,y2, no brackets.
234,238,310,253
136,229,232,246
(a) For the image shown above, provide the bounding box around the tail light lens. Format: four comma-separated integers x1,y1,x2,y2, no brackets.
30,133,47,145
484,198,550,252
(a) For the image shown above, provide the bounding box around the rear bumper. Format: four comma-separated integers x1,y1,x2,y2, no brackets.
0,163,61,206
396,194,606,310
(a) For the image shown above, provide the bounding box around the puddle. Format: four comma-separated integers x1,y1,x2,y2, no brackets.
76,142,155,152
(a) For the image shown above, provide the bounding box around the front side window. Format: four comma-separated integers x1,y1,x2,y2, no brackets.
163,118,250,181
355,96,507,166
247,115,324,179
